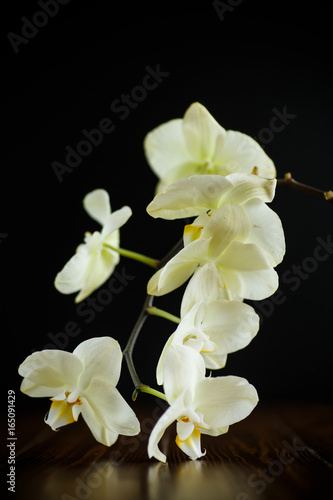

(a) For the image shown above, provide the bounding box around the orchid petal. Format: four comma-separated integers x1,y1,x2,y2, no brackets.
203,300,259,353
182,102,227,161
54,239,96,296
45,399,79,430
101,206,132,240
147,175,232,220
147,238,211,296
162,344,205,404
180,263,220,317
73,337,122,389
83,189,111,226
80,396,119,447
177,419,195,441
217,241,279,300
199,203,250,259
193,376,259,431
19,378,65,398
242,199,286,266
215,130,276,178
148,395,186,463
176,427,205,460
82,378,140,443
75,243,120,303
18,350,83,393
144,118,193,179
222,173,277,204
201,352,228,370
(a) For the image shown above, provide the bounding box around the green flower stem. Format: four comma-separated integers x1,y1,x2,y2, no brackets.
146,306,180,324
105,244,159,268
132,385,168,402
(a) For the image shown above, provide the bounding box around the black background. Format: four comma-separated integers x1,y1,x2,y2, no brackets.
1,0,332,416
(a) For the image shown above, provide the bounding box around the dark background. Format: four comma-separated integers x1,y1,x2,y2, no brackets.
1,0,332,417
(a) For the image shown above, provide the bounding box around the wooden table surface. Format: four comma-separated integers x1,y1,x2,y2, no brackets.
3,400,333,500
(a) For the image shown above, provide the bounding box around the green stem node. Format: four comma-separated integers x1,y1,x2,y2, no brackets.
146,306,181,324
105,244,159,268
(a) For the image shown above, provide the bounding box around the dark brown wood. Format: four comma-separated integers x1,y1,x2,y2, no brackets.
3,401,333,500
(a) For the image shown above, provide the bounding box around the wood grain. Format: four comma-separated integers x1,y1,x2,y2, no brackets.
2,401,333,500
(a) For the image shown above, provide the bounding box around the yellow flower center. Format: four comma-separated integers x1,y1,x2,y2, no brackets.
65,391,82,407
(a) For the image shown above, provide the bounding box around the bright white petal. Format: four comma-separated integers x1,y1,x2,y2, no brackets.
201,352,228,370
148,395,186,463
162,344,205,404
156,333,174,386
218,241,279,300
201,301,259,366
144,118,193,179
147,175,232,220
243,199,286,266
194,376,259,430
54,240,94,296
73,337,122,389
199,203,250,259
75,244,120,303
80,396,119,446
222,173,277,205
101,206,132,240
157,302,208,385
180,263,220,317
182,102,227,161
18,350,82,392
215,130,276,178
147,238,211,296
177,419,195,441
83,189,111,226
19,378,67,398
84,378,140,437
155,161,205,193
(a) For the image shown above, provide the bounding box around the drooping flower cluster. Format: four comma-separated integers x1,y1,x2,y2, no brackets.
18,102,286,463
144,103,285,461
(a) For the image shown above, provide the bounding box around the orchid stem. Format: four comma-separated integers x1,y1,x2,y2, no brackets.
132,385,168,402
123,238,184,393
123,293,154,389
146,306,180,324
277,172,333,204
105,244,160,268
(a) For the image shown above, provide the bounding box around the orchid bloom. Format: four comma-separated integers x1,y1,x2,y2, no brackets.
54,189,132,302
147,199,280,302
18,337,140,446
144,102,276,192
148,345,258,462
156,299,259,377
147,173,285,268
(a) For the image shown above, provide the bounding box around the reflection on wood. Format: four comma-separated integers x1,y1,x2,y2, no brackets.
7,401,333,500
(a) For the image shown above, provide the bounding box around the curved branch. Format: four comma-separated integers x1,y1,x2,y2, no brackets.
277,173,333,204
122,237,184,395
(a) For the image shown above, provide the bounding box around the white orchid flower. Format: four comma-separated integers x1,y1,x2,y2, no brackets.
148,345,258,462
144,102,275,192
147,173,285,268
18,337,140,446
156,299,259,379
54,189,132,302
148,202,279,301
